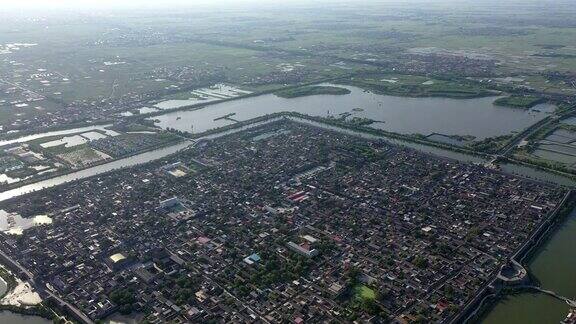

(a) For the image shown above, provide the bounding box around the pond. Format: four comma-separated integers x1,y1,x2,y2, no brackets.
0,210,52,235
0,125,113,148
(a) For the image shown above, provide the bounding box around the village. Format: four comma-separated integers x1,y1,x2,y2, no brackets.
0,120,566,323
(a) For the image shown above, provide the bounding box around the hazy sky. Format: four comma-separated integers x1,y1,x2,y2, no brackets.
4,0,315,10
0,0,445,10
3,0,559,12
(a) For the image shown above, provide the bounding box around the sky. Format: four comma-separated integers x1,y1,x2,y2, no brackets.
3,0,313,10
2,0,558,12
0,0,453,10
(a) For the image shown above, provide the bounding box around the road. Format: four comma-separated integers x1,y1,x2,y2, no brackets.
498,103,576,158
498,116,554,157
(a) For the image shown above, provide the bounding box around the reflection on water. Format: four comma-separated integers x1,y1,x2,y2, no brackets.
482,293,568,324
0,125,113,148
152,84,553,139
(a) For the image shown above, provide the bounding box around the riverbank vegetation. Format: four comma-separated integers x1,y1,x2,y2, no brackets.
339,74,496,99
467,134,513,154
494,96,545,109
274,85,351,98
0,267,16,299
0,268,55,322
0,304,55,321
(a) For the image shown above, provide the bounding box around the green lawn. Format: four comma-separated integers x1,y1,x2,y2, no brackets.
354,284,376,301
493,96,545,109
275,85,351,98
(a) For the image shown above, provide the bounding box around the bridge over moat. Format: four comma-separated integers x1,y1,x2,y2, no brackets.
519,285,576,307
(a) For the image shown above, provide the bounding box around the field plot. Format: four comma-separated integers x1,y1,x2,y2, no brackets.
57,147,111,169
153,84,252,110
525,128,576,170
340,74,497,99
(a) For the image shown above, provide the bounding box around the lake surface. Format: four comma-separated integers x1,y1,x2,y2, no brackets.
482,293,568,324
292,116,576,187
0,105,573,323
152,84,554,139
482,207,576,323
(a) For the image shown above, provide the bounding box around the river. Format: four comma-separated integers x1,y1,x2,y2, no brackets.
0,117,289,202
152,84,555,139
1,115,574,204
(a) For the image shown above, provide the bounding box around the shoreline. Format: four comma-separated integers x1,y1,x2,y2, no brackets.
0,266,54,321
3,85,574,196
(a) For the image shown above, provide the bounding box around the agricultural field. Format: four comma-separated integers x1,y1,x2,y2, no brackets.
514,120,576,173
0,0,575,145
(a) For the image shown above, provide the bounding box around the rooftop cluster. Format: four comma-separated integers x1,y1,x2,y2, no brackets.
0,120,565,322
